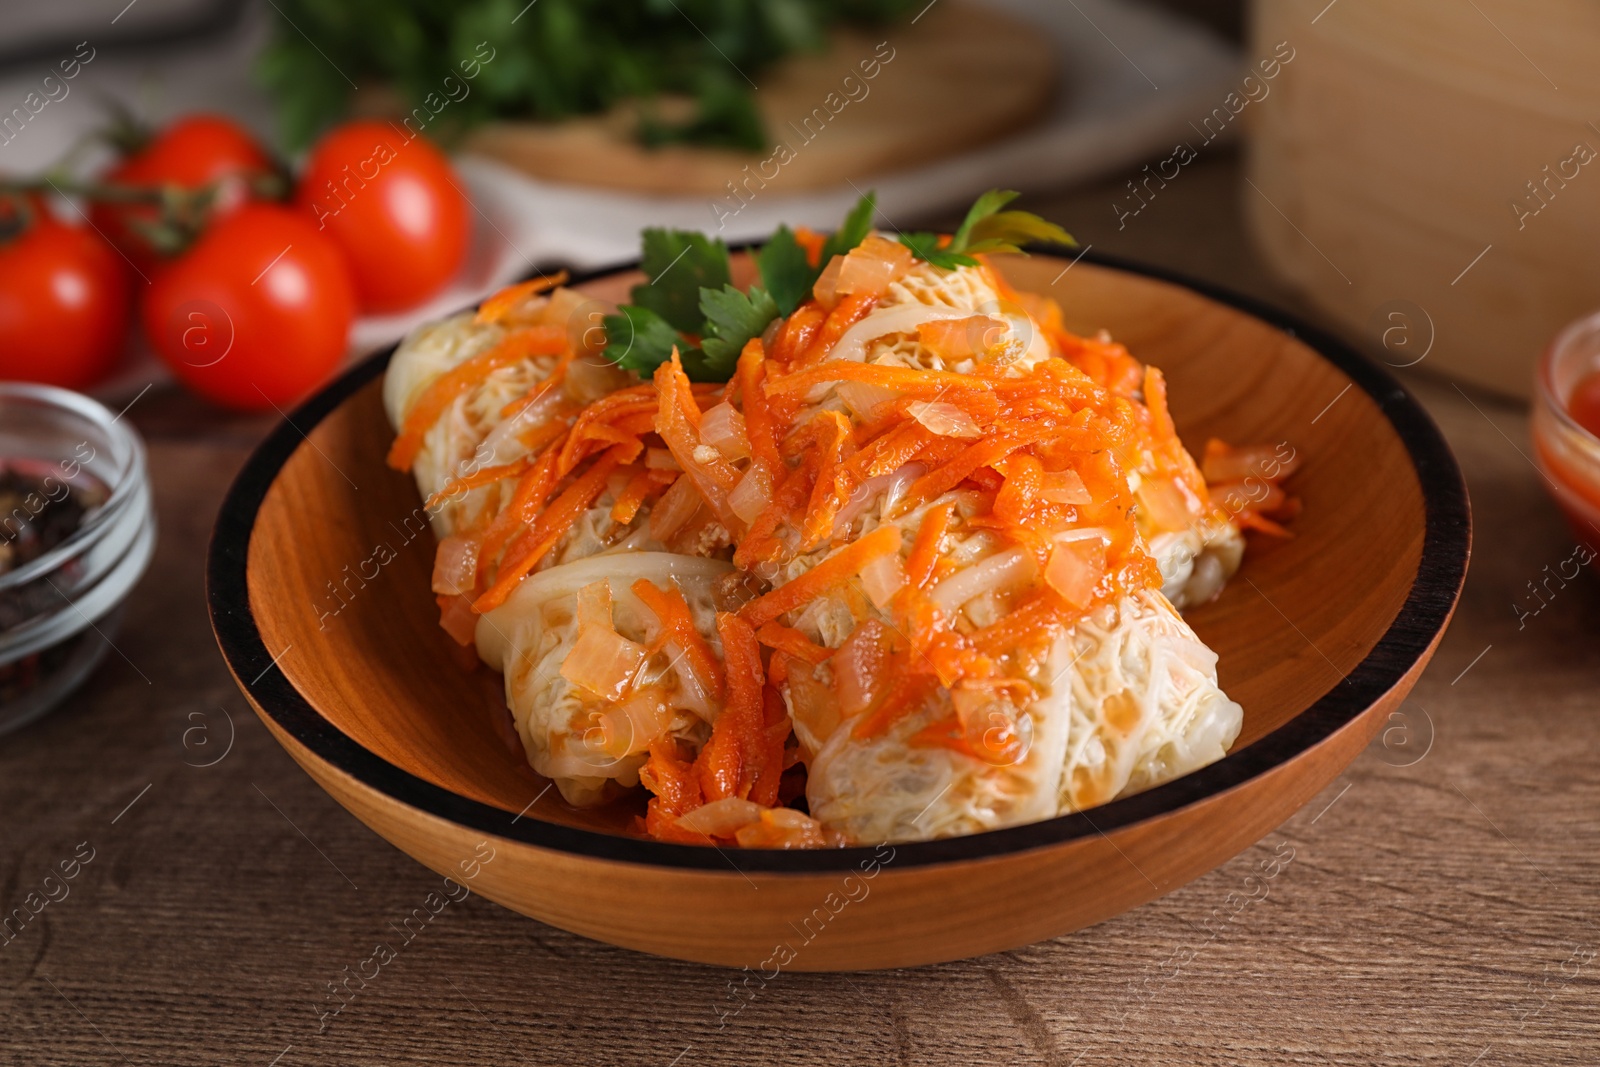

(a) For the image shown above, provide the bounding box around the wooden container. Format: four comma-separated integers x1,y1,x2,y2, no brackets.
1245,0,1600,398
208,252,1468,970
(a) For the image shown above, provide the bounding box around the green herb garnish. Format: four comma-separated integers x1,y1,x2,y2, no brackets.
598,189,1073,382
259,0,923,150
601,191,876,381
898,189,1076,269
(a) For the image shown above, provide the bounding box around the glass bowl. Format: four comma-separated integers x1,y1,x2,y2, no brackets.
0,383,155,736
1533,311,1600,542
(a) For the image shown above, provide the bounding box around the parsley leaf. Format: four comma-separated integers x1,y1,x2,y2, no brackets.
631,229,730,333
698,284,779,378
897,231,976,270
600,305,684,376
898,188,1076,268
757,225,816,315
821,190,878,262
599,191,881,381
757,192,877,314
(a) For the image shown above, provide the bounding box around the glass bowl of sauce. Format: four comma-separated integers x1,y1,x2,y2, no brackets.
0,383,155,735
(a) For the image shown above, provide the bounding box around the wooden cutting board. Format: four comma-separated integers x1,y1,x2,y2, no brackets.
462,1,1057,196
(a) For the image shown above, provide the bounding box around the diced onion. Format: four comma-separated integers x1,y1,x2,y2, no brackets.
813,255,846,310
575,578,612,631
1136,478,1196,532
829,305,978,364
930,546,1036,614
734,808,831,848
834,234,914,300
833,618,891,718
833,463,925,533
648,475,701,540
699,402,750,462
1040,469,1091,505
646,447,681,471
858,549,907,608
836,380,900,419
908,400,982,438
587,689,670,758
1053,526,1110,544
438,593,479,646
728,462,774,526
916,315,1007,361
1045,538,1107,609
1202,440,1299,484
560,624,648,701
677,797,763,836
431,535,479,596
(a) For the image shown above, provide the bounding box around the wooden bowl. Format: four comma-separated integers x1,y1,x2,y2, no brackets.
208,253,1470,971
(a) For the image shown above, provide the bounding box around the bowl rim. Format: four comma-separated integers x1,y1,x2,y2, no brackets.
207,250,1471,874
0,381,146,593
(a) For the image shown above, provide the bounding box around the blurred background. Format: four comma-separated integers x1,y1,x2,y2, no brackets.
4,3,1599,1063
6,0,1596,418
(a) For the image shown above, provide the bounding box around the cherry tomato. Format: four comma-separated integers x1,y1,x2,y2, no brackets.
91,113,275,268
1567,371,1600,440
141,203,355,410
295,120,468,313
0,209,131,389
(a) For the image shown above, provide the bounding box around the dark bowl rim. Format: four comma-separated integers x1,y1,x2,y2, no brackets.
207,248,1471,874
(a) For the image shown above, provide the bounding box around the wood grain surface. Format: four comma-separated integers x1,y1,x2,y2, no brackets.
1,149,1595,1062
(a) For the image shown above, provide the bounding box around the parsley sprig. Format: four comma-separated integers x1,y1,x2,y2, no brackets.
601,192,877,381
599,189,1073,381
897,189,1075,269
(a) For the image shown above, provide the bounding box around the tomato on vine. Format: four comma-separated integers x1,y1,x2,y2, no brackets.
90,113,277,268
141,203,355,410
0,201,131,389
295,120,468,313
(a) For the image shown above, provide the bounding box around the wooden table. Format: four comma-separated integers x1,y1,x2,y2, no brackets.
3,149,1595,1066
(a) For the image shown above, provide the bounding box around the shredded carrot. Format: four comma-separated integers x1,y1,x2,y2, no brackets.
640,739,707,843
797,410,858,549
770,303,826,364
427,456,533,510
1143,365,1175,440
654,353,741,528
610,467,657,524
792,226,826,267
904,500,954,589
767,359,990,398
389,326,570,472
475,444,562,582
473,446,626,612
893,425,1054,518
741,524,902,628
802,290,877,363
755,621,833,666
474,271,568,325
696,613,768,803
736,338,782,472
851,673,938,740
633,578,726,701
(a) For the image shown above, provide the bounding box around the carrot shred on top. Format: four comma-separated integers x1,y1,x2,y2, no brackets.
741,524,902,629
389,326,570,472
474,271,568,325
633,578,726,701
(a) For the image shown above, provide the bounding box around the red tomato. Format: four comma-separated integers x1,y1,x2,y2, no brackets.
91,114,275,268
295,120,468,313
141,203,355,410
0,211,132,389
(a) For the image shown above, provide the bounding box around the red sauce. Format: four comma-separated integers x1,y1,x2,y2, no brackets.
1567,370,1600,439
